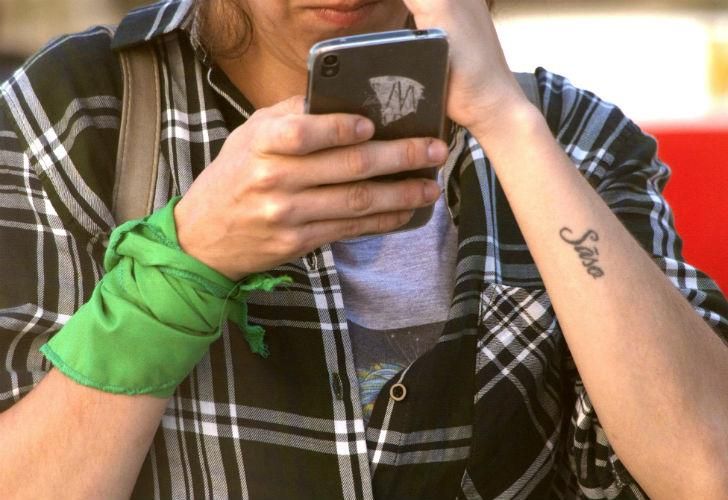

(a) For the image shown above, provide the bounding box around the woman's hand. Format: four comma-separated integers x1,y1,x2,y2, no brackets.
174,96,447,280
402,0,533,137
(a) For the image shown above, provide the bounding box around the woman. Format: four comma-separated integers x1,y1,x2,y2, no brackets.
0,0,726,498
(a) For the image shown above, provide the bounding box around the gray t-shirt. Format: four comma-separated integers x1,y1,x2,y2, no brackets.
331,174,458,423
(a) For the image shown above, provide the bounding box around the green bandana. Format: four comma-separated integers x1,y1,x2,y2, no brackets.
40,197,290,398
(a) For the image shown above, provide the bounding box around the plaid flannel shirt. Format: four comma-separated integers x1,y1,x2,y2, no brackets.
1,1,727,498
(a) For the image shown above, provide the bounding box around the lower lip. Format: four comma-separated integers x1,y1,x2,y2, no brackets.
311,3,378,27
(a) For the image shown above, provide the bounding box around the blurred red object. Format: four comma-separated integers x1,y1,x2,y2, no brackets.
646,124,728,294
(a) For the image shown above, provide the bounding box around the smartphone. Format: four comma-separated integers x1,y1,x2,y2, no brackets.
305,29,450,233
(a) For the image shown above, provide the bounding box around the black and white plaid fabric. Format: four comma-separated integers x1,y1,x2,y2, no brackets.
1,1,726,498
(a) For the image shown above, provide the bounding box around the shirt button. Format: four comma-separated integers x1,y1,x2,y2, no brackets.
389,383,407,402
304,252,320,271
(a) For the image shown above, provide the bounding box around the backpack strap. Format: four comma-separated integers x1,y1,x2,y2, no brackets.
514,71,541,109
112,44,161,224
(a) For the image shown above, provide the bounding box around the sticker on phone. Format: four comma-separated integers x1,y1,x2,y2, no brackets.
368,76,425,126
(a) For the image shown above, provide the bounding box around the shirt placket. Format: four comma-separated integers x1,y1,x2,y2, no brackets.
303,245,376,500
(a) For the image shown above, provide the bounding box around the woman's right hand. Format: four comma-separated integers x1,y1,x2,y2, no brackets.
174,96,448,281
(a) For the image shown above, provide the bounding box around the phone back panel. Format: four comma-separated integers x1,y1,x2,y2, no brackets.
306,33,449,142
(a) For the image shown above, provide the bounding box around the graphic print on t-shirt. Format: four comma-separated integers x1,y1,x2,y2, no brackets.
332,167,458,425
350,321,444,423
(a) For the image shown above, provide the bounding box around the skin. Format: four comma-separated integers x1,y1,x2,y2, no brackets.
181,1,728,497
1,0,726,497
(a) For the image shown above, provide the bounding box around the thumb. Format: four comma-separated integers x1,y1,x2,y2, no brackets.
271,95,306,115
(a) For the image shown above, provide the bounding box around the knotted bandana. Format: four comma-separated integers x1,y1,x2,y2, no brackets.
41,197,290,397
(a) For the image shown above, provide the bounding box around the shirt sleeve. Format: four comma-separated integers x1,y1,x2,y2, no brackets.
0,108,106,410
538,69,728,499
599,122,728,333
0,28,120,411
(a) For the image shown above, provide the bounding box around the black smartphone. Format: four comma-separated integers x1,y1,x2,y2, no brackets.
305,29,450,233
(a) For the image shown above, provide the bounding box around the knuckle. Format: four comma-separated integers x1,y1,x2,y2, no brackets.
332,117,354,144
280,116,306,150
345,147,371,177
250,166,283,192
329,117,343,145
278,229,305,255
346,183,374,213
375,214,390,234
261,198,293,224
342,219,364,238
402,139,418,167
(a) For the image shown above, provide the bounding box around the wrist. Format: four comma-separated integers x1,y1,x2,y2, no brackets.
175,195,234,281
467,94,544,152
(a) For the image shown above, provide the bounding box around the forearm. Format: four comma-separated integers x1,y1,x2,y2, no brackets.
472,103,728,497
0,369,167,499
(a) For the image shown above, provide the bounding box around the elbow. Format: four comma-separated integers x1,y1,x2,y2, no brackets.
688,406,728,498
708,449,728,497
681,447,728,499
706,426,728,496
652,466,728,500
689,470,728,499
647,439,728,499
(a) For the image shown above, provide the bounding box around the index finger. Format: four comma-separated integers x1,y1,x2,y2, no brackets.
257,112,375,156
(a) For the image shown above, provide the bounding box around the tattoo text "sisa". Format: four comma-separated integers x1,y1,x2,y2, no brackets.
559,227,605,279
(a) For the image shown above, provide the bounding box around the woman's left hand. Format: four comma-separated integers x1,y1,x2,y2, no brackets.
402,0,531,136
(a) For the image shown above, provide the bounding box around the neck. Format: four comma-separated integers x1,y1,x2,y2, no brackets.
215,41,308,110
199,0,307,109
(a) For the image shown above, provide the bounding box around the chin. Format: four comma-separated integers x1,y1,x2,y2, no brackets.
304,2,410,39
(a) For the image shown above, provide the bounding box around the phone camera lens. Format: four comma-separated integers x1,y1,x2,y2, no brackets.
322,66,339,77
321,53,339,77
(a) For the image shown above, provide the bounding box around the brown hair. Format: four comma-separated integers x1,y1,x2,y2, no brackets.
195,0,253,60
195,0,494,61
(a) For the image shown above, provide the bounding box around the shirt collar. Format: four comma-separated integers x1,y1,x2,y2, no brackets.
111,0,196,52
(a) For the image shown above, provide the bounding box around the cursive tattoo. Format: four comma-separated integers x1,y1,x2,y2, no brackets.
559,227,605,279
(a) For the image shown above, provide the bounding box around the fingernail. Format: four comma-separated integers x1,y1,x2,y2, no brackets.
356,119,374,138
427,140,448,162
424,181,440,201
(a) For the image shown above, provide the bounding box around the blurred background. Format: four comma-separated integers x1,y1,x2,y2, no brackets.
1,0,726,291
